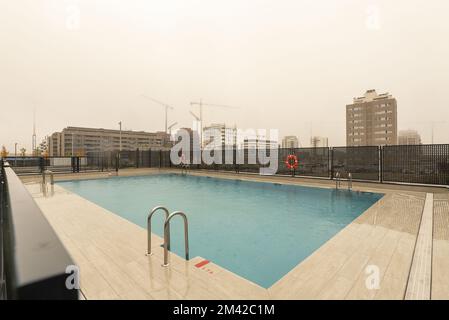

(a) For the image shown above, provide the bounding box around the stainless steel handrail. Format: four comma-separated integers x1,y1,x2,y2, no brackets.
42,170,54,196
181,163,189,175
47,170,54,195
162,211,189,267
147,206,170,255
335,172,341,189
348,172,353,190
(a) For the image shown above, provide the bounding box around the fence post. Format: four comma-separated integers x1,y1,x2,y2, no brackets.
39,157,45,174
234,148,239,173
330,148,334,180
379,146,383,183
148,149,152,168
159,150,162,168
136,148,140,169
169,150,172,168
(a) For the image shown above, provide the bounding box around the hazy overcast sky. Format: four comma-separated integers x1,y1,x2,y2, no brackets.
1,0,448,152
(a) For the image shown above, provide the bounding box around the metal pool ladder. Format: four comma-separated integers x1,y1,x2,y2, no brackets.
41,170,55,196
146,207,190,267
163,211,189,267
348,172,353,190
335,172,341,189
335,172,353,190
146,206,170,255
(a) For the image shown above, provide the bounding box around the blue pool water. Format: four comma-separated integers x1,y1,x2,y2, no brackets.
58,174,383,288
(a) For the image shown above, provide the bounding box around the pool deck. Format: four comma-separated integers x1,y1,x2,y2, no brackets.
22,168,449,300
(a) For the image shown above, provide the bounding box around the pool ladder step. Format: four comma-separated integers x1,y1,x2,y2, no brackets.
335,172,353,190
146,206,189,267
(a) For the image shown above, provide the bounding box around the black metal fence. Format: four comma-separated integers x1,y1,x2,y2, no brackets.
3,156,95,175
149,145,449,186
332,146,380,181
287,147,329,177
382,144,449,185
4,144,449,186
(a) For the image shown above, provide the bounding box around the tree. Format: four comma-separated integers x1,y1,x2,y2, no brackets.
1,145,9,158
20,148,27,157
39,138,48,156
34,138,48,157
76,148,86,157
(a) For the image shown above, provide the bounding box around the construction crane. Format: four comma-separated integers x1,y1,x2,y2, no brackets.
189,111,200,121
167,122,178,136
429,121,446,144
32,108,37,155
189,100,239,146
141,95,174,133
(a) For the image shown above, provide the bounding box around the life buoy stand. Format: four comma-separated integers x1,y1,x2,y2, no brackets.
285,154,299,170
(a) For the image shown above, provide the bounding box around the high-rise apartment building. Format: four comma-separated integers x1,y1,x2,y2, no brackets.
242,138,278,150
47,126,171,156
281,136,299,148
398,130,422,145
203,123,237,149
346,89,398,147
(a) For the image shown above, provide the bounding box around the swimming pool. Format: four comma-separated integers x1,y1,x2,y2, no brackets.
58,174,383,288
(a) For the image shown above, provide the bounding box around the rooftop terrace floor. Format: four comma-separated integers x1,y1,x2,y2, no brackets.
23,169,449,300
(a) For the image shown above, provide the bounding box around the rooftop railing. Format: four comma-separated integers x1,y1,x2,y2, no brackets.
149,145,449,187
6,144,449,187
0,161,78,300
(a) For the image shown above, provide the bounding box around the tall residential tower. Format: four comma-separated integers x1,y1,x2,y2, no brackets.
346,89,398,147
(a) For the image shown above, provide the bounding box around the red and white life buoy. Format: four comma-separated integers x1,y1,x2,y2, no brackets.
285,154,299,170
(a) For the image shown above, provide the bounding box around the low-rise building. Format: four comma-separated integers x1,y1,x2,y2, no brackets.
310,136,329,148
281,136,299,148
47,126,171,156
398,130,422,145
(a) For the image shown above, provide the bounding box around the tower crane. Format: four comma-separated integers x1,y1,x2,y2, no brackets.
429,121,446,144
141,95,174,134
189,100,240,146
167,122,178,136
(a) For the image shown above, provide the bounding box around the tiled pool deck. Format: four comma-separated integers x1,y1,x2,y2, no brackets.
22,169,449,300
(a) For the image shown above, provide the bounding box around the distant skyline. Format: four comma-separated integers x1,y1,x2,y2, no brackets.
1,0,449,152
